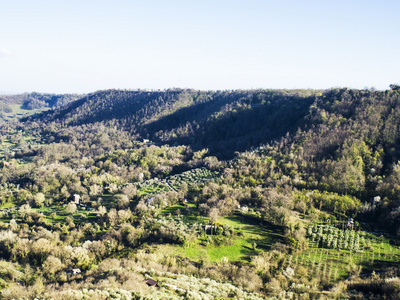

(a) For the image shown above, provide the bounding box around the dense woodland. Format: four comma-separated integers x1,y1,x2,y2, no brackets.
0,87,400,299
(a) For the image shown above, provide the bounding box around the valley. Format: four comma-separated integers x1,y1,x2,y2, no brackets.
0,88,400,299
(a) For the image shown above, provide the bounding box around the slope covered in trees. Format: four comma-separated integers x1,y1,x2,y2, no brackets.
43,89,318,157
0,87,400,299
9,87,400,230
0,92,83,110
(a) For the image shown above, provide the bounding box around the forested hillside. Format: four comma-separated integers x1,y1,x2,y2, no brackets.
0,92,81,121
0,92,83,123
43,89,318,157
0,92,82,110
0,87,400,299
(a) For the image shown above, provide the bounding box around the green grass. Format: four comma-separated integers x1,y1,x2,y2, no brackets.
159,204,207,227
219,214,284,251
157,214,284,263
0,202,15,209
160,204,184,214
160,204,188,215
198,236,255,262
5,104,49,118
295,235,400,281
0,200,99,226
94,194,115,209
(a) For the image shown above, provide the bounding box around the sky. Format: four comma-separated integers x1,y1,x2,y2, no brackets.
0,0,399,94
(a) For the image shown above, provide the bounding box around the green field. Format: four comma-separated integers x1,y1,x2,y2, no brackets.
160,203,197,215
4,104,49,118
294,234,400,282
156,214,284,263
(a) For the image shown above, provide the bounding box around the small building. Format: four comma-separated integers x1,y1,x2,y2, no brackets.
373,196,381,204
347,218,354,227
67,268,82,278
72,268,81,275
146,278,157,287
73,194,81,204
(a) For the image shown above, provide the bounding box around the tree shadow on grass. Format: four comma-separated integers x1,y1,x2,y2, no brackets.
225,214,284,249
365,259,400,273
221,214,285,260
239,246,257,261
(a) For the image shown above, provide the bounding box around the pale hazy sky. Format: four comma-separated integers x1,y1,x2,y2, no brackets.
0,0,399,94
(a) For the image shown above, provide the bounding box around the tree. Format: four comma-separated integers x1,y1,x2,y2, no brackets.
15,189,31,205
0,260,22,282
87,241,106,260
107,209,118,227
114,194,130,209
89,184,103,196
18,204,31,220
208,207,219,223
30,238,52,264
60,185,70,200
135,200,148,218
117,209,132,224
65,202,77,215
97,206,107,222
42,256,64,280
11,238,30,262
33,193,45,208
121,184,137,199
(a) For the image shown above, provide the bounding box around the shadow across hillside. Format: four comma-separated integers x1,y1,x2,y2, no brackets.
26,89,318,158
143,93,315,158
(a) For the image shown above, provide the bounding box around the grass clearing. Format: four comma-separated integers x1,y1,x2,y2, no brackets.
0,202,15,209
160,204,185,215
156,213,284,263
94,194,115,209
5,104,49,118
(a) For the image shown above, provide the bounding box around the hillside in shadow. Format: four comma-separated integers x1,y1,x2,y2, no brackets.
141,91,316,158
37,89,319,158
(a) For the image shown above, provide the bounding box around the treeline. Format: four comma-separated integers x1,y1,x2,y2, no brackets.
0,92,83,110
0,103,12,120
